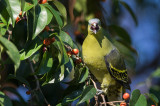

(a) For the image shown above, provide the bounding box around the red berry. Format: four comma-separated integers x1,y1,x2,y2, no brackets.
16,17,20,23
123,93,130,100
120,102,126,106
50,37,55,42
74,30,81,36
44,26,50,32
26,91,31,95
151,105,155,106
67,51,72,57
39,0,47,4
43,47,47,52
72,49,79,55
19,11,22,16
76,58,82,64
43,39,51,46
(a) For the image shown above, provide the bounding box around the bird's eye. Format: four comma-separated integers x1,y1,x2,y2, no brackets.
90,26,94,30
95,25,99,30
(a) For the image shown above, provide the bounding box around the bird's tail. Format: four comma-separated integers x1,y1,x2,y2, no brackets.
106,84,124,101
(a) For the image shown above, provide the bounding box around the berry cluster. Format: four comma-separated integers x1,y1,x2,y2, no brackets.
67,48,82,65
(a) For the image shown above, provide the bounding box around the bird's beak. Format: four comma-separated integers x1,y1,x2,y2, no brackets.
93,23,97,34
90,23,99,34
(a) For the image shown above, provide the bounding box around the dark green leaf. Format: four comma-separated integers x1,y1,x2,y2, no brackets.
12,20,27,49
36,51,53,75
78,85,96,104
146,93,159,105
59,30,73,48
0,37,20,71
62,90,82,105
0,5,10,25
53,0,67,26
120,1,138,26
129,89,141,106
33,5,48,39
135,94,147,106
54,35,69,65
109,25,131,44
0,91,12,106
23,2,34,12
20,36,43,60
43,4,63,27
46,7,53,25
7,74,31,89
79,67,89,83
4,0,21,27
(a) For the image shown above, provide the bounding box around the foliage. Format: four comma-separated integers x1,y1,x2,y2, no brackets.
0,0,159,106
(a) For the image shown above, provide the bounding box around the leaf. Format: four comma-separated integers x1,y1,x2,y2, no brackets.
53,0,67,26
4,0,21,27
78,85,97,104
120,1,138,26
0,91,12,106
36,51,53,75
151,67,160,78
79,67,89,83
20,36,43,60
43,4,63,28
146,93,159,105
54,35,69,65
7,74,31,89
109,25,131,44
46,7,53,25
23,2,34,12
0,5,10,26
33,5,48,39
135,94,147,106
62,90,82,105
59,30,73,48
129,89,141,106
0,37,20,71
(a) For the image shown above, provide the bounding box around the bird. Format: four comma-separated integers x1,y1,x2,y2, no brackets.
82,18,130,101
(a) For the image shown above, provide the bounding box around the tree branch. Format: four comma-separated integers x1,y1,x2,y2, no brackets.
28,58,50,106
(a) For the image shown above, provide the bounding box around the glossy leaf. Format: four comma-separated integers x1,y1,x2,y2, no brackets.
120,1,138,26
0,91,12,106
79,67,89,83
109,25,131,44
7,74,31,89
53,0,67,26
4,0,21,27
55,35,69,65
23,2,34,12
33,5,48,39
146,93,159,105
36,51,53,75
20,36,43,60
0,36,20,71
43,4,63,27
59,30,73,48
46,7,53,25
78,85,96,104
135,94,147,106
62,90,82,105
129,89,141,106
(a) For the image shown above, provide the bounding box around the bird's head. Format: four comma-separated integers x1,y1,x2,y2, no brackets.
88,18,101,34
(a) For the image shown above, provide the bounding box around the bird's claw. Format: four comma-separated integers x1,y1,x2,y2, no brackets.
96,89,104,95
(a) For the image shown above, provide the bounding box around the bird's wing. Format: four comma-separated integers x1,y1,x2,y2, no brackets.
104,49,130,90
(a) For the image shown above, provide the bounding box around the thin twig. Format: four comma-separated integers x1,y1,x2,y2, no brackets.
90,77,99,105
100,94,106,106
28,59,50,106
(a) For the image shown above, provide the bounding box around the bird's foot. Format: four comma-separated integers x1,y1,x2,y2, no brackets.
96,89,105,95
